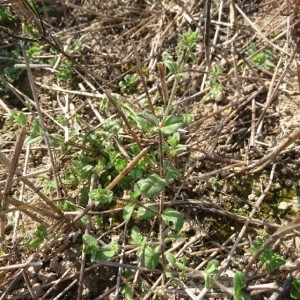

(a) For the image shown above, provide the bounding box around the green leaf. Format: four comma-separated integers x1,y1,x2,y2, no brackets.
82,233,99,260
233,277,251,300
234,271,245,295
167,132,180,148
166,252,177,266
25,135,43,145
203,259,219,290
136,113,159,132
121,285,133,300
95,241,119,261
140,245,160,269
135,174,166,197
162,52,178,74
137,203,158,220
160,115,183,135
291,278,300,299
123,203,135,222
89,188,113,204
205,259,219,274
130,226,144,244
49,133,64,147
162,209,183,230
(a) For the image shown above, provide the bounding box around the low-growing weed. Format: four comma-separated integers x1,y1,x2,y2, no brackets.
209,65,224,98
250,237,286,271
54,60,74,81
7,110,27,128
245,43,275,70
119,73,139,94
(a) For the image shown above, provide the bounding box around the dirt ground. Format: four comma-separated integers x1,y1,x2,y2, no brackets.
0,0,300,299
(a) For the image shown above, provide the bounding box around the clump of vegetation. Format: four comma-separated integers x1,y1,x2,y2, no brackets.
1,1,299,299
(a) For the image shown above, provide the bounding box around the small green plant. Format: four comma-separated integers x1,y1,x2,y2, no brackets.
82,233,119,261
0,48,24,93
23,225,47,250
233,271,250,300
130,226,160,269
209,66,224,98
202,259,220,290
26,41,42,61
118,73,139,94
245,43,275,70
207,176,224,191
165,252,187,278
0,7,13,23
250,237,286,271
7,110,27,128
68,39,83,54
25,117,43,145
42,179,56,193
54,60,73,81
176,28,201,61
291,278,300,299
162,29,201,76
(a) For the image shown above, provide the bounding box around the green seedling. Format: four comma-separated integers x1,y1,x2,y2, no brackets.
131,226,160,269
165,252,187,278
54,60,73,81
207,176,224,191
82,233,119,261
209,66,224,98
68,39,83,54
250,237,285,271
176,28,201,61
203,259,219,290
26,42,42,61
25,117,43,145
23,225,47,250
7,110,27,128
42,179,56,193
0,7,13,23
245,43,275,70
162,29,201,76
291,278,300,299
0,48,24,93
233,271,250,300
119,73,139,94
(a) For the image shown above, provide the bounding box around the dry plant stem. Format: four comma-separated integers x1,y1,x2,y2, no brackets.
40,269,72,300
77,174,96,300
133,44,156,115
187,86,265,136
53,279,78,300
235,3,290,56
219,164,277,274
12,144,30,245
114,222,128,300
0,269,23,300
244,216,300,274
249,127,300,173
6,196,52,225
158,62,169,107
257,47,296,135
0,128,26,240
0,261,42,271
250,99,256,148
72,147,149,223
21,43,63,199
0,151,62,216
268,277,294,300
204,0,212,71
